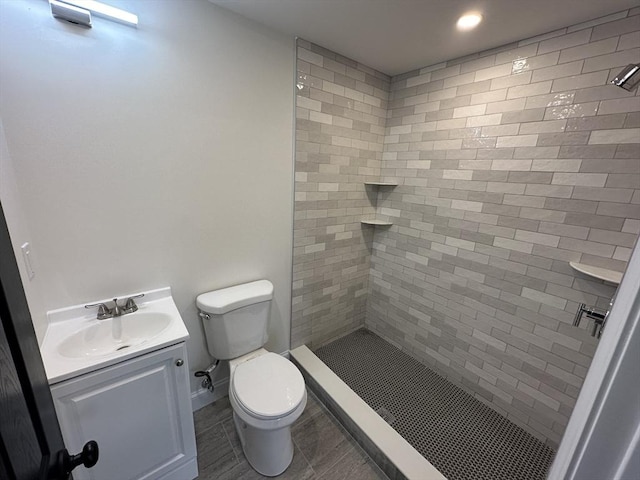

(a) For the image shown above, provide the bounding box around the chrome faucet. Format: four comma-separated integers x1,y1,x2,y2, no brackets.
85,294,144,320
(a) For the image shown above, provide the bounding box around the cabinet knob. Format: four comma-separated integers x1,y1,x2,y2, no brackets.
175,359,184,367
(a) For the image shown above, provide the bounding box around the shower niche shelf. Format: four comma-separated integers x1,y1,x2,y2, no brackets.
362,181,397,226
569,261,623,285
364,181,398,187
361,219,393,226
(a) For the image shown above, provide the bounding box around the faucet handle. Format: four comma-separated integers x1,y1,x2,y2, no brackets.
123,293,144,313
85,302,112,320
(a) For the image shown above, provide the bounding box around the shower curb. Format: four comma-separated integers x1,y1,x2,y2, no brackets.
290,345,446,480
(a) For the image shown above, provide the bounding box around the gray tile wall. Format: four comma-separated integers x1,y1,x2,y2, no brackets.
293,9,640,448
293,39,390,348
368,10,640,447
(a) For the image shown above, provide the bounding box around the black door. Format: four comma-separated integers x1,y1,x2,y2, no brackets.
0,202,98,480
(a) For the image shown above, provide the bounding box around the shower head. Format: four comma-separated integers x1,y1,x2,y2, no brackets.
611,64,640,91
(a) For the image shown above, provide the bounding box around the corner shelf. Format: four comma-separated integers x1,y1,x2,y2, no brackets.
361,219,393,226
569,261,623,285
364,181,398,187
362,181,397,227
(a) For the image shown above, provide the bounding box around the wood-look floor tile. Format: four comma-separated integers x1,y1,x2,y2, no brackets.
195,421,238,479
292,407,355,476
317,445,388,480
194,397,233,436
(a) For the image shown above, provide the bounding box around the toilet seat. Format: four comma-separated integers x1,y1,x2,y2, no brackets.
231,353,305,420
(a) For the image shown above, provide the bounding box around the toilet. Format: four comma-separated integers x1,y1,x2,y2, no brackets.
196,280,307,477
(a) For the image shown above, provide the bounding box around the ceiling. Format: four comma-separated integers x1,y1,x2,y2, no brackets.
208,0,639,76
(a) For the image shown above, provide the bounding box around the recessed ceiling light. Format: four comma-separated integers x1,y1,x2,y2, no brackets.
457,12,483,31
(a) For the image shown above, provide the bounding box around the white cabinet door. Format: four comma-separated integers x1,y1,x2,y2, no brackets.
51,343,197,480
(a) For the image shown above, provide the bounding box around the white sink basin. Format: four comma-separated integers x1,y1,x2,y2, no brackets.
41,287,189,384
58,312,173,358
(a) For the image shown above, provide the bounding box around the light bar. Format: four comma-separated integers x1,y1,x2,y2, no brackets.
53,0,138,26
50,0,92,27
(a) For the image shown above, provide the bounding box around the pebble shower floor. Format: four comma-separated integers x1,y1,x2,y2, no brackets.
315,329,555,480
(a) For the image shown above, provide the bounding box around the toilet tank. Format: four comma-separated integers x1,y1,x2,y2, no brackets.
197,280,273,360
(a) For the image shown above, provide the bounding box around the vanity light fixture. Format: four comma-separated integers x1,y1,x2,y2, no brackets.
50,0,92,27
50,0,138,27
457,12,483,31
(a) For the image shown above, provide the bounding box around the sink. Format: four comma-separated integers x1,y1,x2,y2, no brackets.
40,287,190,384
58,312,173,358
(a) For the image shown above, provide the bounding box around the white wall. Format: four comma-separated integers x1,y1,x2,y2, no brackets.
0,119,49,341
0,0,294,392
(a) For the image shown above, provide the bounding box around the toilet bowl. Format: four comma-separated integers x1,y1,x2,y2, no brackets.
228,349,307,476
196,280,307,477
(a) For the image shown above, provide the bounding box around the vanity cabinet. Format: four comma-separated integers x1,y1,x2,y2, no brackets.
50,342,197,480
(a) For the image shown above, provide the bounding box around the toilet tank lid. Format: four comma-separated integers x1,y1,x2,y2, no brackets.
197,280,274,314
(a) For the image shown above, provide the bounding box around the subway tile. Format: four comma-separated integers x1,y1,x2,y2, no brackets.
496,135,539,148
537,132,590,146
501,109,546,124
509,172,553,184
490,71,533,90
606,173,640,188
544,102,599,120
538,29,591,55
563,212,625,230
519,120,566,134
481,124,520,137
493,237,534,254
298,47,324,67
470,89,508,105
525,184,573,198
589,128,640,145
532,159,582,172
618,31,640,51
486,98,527,114
519,29,566,48
531,61,583,83
453,104,487,118
572,186,634,203
551,71,610,93
558,37,618,63
565,114,625,131
513,146,561,159
525,92,575,110
558,237,616,257
474,63,513,82
591,15,640,41
515,230,561,247
596,202,640,219
507,81,552,99
582,48,640,73
622,219,640,234
491,159,533,171
559,145,616,158
575,86,636,104
495,44,539,65
551,173,608,187
588,229,637,247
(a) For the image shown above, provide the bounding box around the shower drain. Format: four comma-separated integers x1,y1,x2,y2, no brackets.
375,407,396,426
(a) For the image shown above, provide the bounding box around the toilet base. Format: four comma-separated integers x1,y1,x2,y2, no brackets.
233,411,294,477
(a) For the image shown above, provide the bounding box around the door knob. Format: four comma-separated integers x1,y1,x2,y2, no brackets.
55,440,99,479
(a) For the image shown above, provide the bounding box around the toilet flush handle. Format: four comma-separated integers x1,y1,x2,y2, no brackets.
199,312,210,320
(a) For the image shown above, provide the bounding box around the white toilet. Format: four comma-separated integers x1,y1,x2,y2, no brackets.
196,280,307,477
